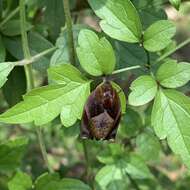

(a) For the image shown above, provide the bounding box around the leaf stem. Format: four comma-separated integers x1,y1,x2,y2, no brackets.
36,127,53,173
156,37,190,63
63,0,76,66
0,6,20,28
112,65,141,75
16,47,57,66
20,0,53,173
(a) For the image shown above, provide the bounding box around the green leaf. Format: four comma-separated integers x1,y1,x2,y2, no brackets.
143,20,176,52
0,137,28,172
169,0,181,10
111,82,126,114
48,64,91,127
48,64,87,84
0,65,90,126
95,165,124,190
50,24,89,67
0,20,32,36
0,35,5,62
125,153,154,179
2,67,26,106
96,154,152,190
0,82,90,126
156,60,190,88
119,108,143,137
152,89,190,168
77,29,116,76
8,171,32,190
0,62,16,88
42,0,65,41
129,75,158,106
136,130,161,161
97,143,124,164
114,41,147,70
35,173,91,190
88,0,142,43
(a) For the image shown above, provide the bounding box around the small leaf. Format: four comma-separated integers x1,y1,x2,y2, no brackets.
125,153,154,179
136,130,161,161
77,29,116,76
0,137,28,172
8,171,32,190
169,0,181,10
0,35,5,62
129,75,158,106
88,0,142,43
143,20,176,52
156,60,190,88
1,20,32,36
35,173,91,190
0,62,16,88
152,89,190,168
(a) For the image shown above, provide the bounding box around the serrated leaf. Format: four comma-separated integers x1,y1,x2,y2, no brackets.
0,19,32,36
0,137,28,172
48,64,87,84
88,0,142,43
96,154,152,190
136,130,161,161
0,35,5,62
169,0,181,10
156,60,190,88
129,75,158,106
77,29,116,76
48,64,91,127
0,62,16,88
8,171,32,190
143,20,176,52
0,82,90,126
35,173,91,190
152,89,190,168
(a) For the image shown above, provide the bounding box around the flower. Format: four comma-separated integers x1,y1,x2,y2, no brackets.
81,81,121,140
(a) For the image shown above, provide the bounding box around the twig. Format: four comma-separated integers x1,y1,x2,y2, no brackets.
112,65,141,75
0,7,20,28
156,37,190,63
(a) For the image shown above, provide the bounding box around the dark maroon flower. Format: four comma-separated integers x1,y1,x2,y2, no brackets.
80,81,121,140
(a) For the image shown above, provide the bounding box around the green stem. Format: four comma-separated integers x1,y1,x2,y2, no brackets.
63,0,76,66
156,37,190,63
16,47,57,66
36,127,53,173
0,7,20,28
112,65,141,75
20,0,53,173
82,141,90,180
